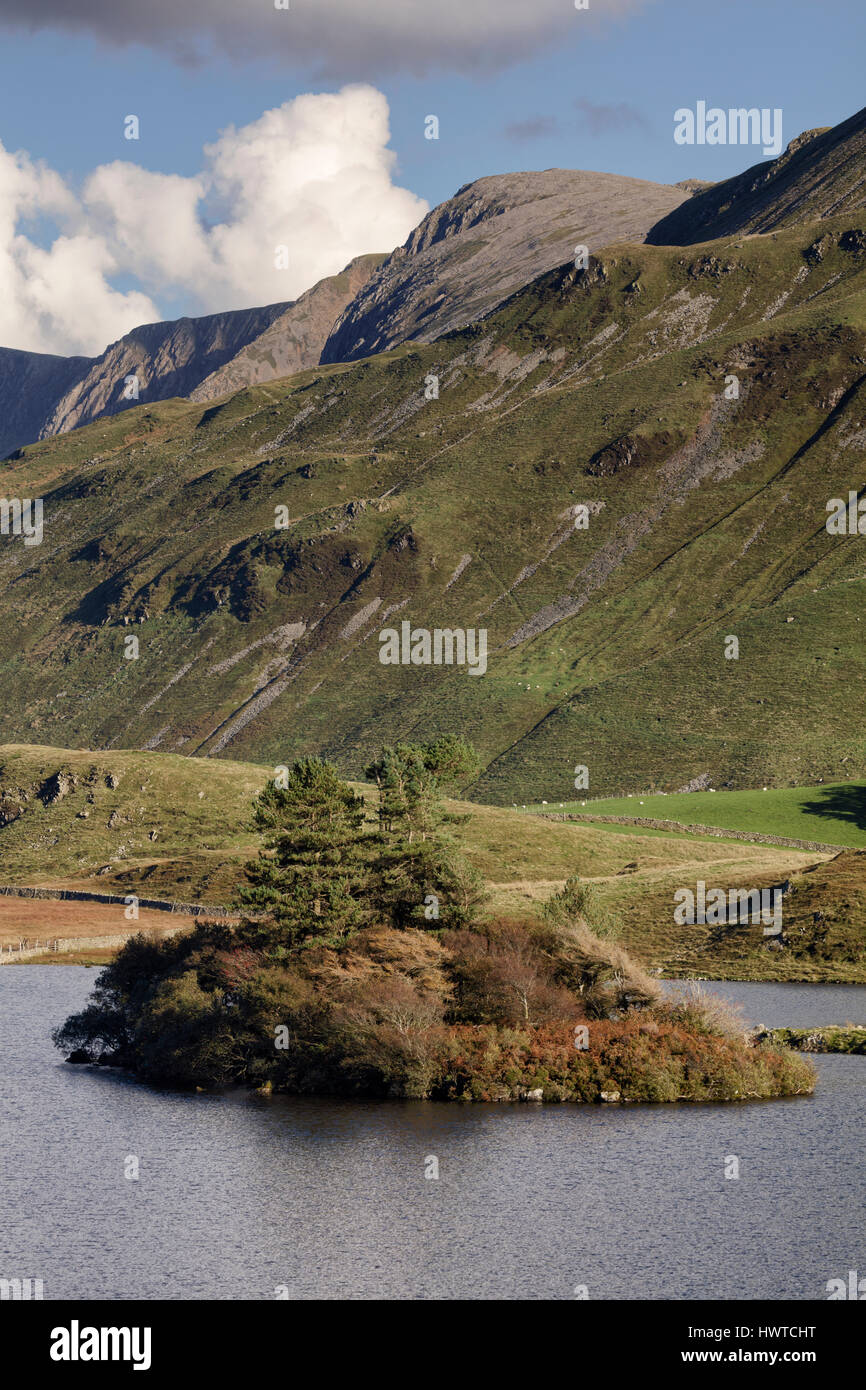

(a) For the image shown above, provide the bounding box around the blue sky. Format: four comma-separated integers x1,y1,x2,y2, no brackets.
0,0,862,354
3,0,862,201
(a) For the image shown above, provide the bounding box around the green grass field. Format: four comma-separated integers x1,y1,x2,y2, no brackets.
525,783,866,849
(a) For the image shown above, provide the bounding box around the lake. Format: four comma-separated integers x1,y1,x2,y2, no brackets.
1,967,863,1300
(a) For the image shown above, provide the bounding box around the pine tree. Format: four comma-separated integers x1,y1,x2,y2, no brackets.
365,740,486,929
236,758,370,950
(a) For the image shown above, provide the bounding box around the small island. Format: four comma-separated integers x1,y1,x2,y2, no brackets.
55,739,815,1103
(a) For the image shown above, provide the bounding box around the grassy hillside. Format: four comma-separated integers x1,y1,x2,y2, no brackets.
605,849,866,983
0,744,265,904
3,744,865,980
1,217,865,805
0,743,800,901
526,783,866,848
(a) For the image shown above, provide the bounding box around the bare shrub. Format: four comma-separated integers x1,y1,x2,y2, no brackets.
665,981,746,1038
443,920,578,1025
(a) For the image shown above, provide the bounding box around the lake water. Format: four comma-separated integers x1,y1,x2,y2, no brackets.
1,967,863,1300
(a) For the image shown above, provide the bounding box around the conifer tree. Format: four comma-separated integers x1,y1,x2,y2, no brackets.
237,757,370,949
365,739,485,929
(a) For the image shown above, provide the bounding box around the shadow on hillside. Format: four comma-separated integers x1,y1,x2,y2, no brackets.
801,784,866,835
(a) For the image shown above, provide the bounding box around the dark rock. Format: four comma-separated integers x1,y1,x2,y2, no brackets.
585,429,677,477
38,770,76,805
805,235,832,264
688,254,734,279
839,228,866,254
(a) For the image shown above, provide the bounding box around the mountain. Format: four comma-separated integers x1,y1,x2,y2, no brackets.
648,105,866,245
38,302,290,440
0,346,93,462
1,210,864,804
5,106,863,459
0,255,384,458
0,304,288,460
0,163,686,458
189,254,384,402
320,169,689,362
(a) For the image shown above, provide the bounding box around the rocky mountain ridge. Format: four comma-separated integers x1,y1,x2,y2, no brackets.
648,104,866,244
0,255,383,458
2,105,864,460
320,168,688,362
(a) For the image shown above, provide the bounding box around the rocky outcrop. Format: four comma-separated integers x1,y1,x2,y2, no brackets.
37,770,76,805
320,169,688,363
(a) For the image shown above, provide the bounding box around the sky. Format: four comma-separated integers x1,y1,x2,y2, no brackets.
0,0,862,356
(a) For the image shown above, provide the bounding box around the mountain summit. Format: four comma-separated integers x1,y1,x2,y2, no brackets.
320,169,687,362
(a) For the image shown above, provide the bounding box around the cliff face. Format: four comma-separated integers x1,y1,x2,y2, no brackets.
39,303,290,440
0,348,93,460
319,169,689,363
190,255,385,402
647,105,866,245
0,255,384,456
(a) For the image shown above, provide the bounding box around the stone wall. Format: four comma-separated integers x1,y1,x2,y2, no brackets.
0,884,231,916
0,932,185,963
537,812,843,855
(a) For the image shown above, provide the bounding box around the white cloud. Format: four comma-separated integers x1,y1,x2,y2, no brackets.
0,0,648,78
0,142,158,355
0,85,427,355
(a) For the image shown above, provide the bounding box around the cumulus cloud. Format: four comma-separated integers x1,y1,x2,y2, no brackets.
0,143,158,356
0,85,427,356
0,0,649,78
